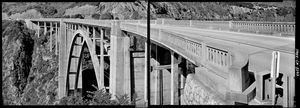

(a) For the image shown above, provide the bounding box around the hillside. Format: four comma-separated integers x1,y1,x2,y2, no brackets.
2,20,59,105
2,1,295,21
1,1,296,105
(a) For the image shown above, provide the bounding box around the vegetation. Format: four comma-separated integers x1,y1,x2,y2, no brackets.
1,1,295,105
2,20,59,105
64,5,97,18
2,20,35,104
2,1,295,21
59,86,134,105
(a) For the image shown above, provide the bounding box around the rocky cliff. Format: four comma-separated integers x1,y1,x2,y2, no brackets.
2,1,295,21
2,20,59,105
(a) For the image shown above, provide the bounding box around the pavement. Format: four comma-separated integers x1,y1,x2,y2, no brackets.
139,23,295,75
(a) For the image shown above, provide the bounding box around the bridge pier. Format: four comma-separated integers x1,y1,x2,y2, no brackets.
99,28,105,90
110,21,131,98
170,51,180,105
58,19,67,99
152,44,163,105
144,41,148,106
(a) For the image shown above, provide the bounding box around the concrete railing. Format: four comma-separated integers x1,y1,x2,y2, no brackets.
120,22,237,79
231,21,295,35
156,19,295,36
29,18,295,36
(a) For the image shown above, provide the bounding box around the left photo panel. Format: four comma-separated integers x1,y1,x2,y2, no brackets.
2,2,149,106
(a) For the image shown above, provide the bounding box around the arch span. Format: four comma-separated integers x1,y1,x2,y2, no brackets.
64,29,104,96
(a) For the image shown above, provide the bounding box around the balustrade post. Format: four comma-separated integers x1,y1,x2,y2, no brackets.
50,23,53,52
37,22,40,38
55,22,58,55
229,21,232,30
87,25,89,37
201,43,207,63
44,22,47,36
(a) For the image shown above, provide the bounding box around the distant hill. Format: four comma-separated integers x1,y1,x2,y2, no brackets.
2,1,295,21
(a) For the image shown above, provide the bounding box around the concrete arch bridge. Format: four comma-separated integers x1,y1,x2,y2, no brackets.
24,18,295,107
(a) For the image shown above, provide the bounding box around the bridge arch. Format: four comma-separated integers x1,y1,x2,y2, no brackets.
65,29,104,96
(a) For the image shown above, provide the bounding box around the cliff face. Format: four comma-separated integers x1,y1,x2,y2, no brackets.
1,20,110,105
2,1,295,21
2,20,59,105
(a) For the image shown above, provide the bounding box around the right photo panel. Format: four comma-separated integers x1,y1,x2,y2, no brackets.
148,1,295,106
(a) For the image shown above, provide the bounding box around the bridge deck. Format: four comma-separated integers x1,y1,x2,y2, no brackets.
140,23,294,75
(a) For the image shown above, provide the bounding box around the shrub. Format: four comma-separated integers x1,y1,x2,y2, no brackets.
9,9,43,19
71,14,84,19
131,11,143,20
100,12,113,20
58,85,134,105
3,20,35,94
64,5,97,17
59,94,88,105
91,13,100,19
36,5,58,18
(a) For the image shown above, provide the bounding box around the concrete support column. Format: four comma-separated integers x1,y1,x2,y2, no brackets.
65,23,69,53
87,26,89,37
100,28,105,89
180,58,186,91
44,22,47,35
170,51,179,105
67,24,72,53
50,23,53,52
37,22,40,38
95,27,104,89
153,45,162,105
144,42,148,105
55,23,58,55
227,50,250,104
72,24,74,34
123,34,131,99
288,75,295,107
58,19,67,99
44,22,47,36
110,21,131,98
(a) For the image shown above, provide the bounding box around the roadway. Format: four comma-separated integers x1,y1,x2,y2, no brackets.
137,23,295,75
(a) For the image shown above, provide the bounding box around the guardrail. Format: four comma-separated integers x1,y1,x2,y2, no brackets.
155,19,295,36
120,22,237,79
28,18,294,37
